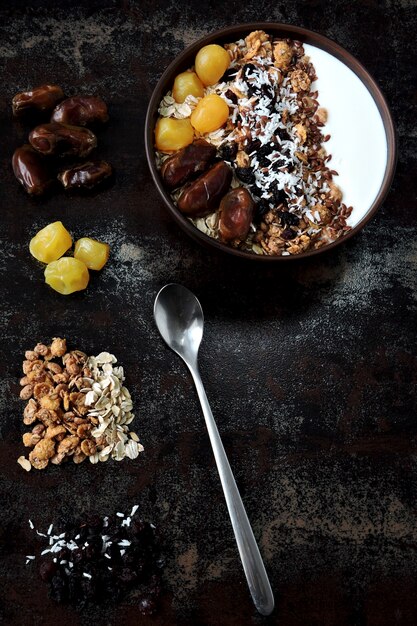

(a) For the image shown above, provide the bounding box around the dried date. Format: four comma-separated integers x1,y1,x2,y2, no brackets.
177,161,232,217
12,84,64,118
29,123,97,157
58,160,112,190
219,188,254,242
51,96,109,127
12,144,54,196
161,139,216,190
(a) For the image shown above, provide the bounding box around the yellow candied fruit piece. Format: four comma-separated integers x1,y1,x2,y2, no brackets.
29,221,72,264
195,44,230,86
44,257,89,295
172,71,204,103
155,117,194,152
74,237,110,271
190,94,229,134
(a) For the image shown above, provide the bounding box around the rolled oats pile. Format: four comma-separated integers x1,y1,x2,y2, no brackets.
17,338,143,471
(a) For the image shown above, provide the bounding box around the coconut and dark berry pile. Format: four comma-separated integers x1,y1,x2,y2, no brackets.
156,30,353,256
26,506,163,613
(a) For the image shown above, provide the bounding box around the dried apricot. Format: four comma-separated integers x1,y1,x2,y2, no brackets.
155,117,194,152
29,221,72,264
195,44,230,86
74,237,110,271
44,257,89,295
190,94,229,134
173,71,204,103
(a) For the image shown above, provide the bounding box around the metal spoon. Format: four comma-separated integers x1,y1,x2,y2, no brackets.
154,283,274,616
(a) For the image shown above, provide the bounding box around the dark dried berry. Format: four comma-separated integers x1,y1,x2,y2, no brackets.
67,575,80,602
224,89,238,104
254,199,271,223
250,184,261,198
235,167,255,184
80,578,96,600
245,139,261,154
39,560,58,582
261,84,275,101
257,144,274,167
272,158,286,170
50,575,67,603
269,182,287,205
72,548,84,564
219,142,238,161
280,211,300,227
241,63,257,80
281,228,297,240
220,67,239,82
276,128,290,141
33,511,164,611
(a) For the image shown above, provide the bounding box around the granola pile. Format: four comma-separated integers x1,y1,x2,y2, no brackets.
156,30,353,255
17,338,143,471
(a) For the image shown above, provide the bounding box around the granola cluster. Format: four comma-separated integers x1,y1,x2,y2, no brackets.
157,30,353,256
17,339,143,471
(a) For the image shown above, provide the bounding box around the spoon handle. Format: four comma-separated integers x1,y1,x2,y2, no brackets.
189,364,275,616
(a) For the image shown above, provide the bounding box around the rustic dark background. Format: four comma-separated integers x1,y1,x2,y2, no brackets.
1,1,416,625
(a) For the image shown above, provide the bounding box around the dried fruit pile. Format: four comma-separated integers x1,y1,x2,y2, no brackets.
29,221,110,295
12,84,112,195
18,338,143,471
26,506,163,612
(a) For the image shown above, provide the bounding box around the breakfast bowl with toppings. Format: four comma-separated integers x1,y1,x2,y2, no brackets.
145,23,396,260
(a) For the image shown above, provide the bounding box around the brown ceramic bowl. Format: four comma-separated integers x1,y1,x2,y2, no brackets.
145,23,397,261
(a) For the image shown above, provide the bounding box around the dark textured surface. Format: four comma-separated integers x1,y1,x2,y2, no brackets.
0,1,416,625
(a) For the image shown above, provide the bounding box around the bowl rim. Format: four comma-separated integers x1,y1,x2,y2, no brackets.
145,22,397,261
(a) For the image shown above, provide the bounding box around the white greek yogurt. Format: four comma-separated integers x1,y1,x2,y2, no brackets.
304,44,388,227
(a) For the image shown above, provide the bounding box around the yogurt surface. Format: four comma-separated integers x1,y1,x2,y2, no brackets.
305,44,388,226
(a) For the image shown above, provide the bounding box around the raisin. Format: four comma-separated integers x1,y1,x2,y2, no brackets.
80,578,96,600
254,199,271,223
220,67,239,82
269,181,287,205
68,575,81,602
245,139,261,154
224,89,238,104
261,84,275,101
272,158,286,170
257,144,274,167
250,184,262,198
280,211,300,227
281,228,297,240
241,63,257,80
39,560,58,582
277,128,290,141
235,167,255,184
50,575,67,603
219,142,238,161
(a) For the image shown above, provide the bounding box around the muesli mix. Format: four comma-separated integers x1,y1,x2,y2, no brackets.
17,338,143,471
155,30,353,256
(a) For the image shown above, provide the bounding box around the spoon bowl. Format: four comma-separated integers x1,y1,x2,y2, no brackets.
154,283,203,365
